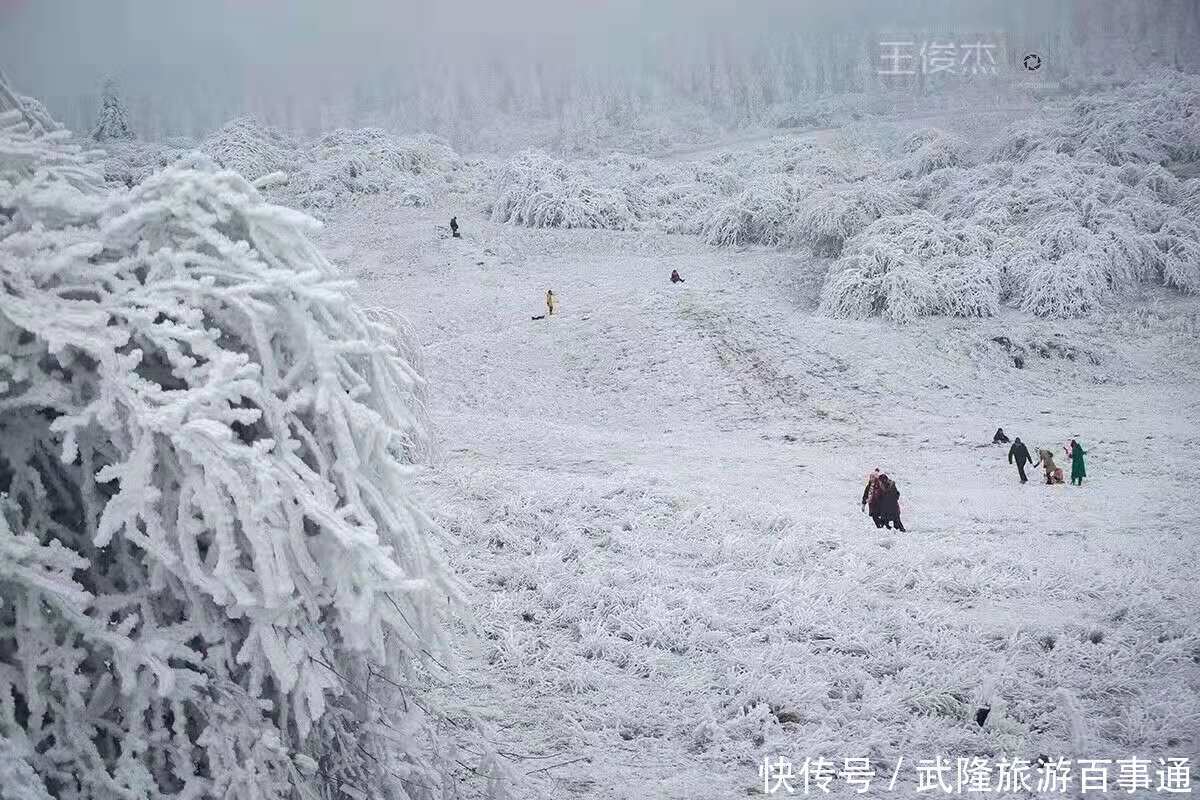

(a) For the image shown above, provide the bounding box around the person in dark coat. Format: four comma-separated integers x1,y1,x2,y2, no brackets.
450,216,460,238
993,427,1010,444
1067,439,1087,486
862,468,884,528
671,269,685,284
1008,437,1033,484
874,473,906,532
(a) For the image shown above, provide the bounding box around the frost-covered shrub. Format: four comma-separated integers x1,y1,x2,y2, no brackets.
199,122,456,212
200,115,298,182
700,175,808,248
993,73,1200,167
690,161,741,196
988,118,1070,163
487,150,640,230
791,180,912,256
921,154,1200,316
98,138,191,188
1006,249,1108,318
0,102,465,798
1070,73,1200,166
647,181,718,235
1181,179,1200,218
819,212,999,323
286,128,454,211
894,128,968,178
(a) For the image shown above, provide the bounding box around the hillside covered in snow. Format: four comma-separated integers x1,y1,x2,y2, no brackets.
1,19,1199,800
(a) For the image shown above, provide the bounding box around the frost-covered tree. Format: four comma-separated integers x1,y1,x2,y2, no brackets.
89,78,134,142
0,86,470,799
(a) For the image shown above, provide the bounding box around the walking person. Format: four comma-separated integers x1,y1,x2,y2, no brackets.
875,473,906,532
1067,439,1087,486
861,468,884,528
545,289,557,316
1008,437,1033,484
450,216,460,238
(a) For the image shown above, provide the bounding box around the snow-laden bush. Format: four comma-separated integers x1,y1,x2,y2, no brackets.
893,127,969,178
286,128,454,212
690,161,741,196
819,211,999,323
988,118,1070,163
1182,178,1200,218
487,150,640,230
0,105,467,799
923,154,1200,315
645,181,718,235
200,116,298,182
98,138,191,188
1069,72,1200,166
993,73,1200,167
699,175,807,248
790,180,912,256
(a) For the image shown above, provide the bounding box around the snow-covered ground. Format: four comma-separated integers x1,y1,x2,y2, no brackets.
321,195,1200,798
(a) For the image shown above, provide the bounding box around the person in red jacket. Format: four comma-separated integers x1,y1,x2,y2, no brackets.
861,468,884,528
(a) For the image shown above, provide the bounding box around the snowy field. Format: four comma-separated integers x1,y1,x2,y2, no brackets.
6,43,1200,797
321,190,1200,797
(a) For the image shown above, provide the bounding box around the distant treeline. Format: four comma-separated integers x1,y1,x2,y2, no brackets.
8,0,1200,146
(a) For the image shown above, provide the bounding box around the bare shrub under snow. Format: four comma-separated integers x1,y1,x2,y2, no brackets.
0,101,474,798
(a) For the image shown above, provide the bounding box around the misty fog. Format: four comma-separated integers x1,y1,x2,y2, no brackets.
3,0,1198,149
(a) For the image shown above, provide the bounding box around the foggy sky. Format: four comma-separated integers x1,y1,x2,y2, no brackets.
2,0,1196,143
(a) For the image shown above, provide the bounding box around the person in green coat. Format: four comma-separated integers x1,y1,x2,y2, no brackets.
1067,439,1087,485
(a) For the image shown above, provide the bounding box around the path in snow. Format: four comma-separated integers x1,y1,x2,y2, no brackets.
324,201,1200,799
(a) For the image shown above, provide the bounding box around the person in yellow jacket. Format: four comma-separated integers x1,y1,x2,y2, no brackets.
545,289,557,316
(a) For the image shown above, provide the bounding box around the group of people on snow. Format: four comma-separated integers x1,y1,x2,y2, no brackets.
533,273,685,320
448,214,688,315
862,431,1088,534
996,427,1087,486
861,469,905,532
